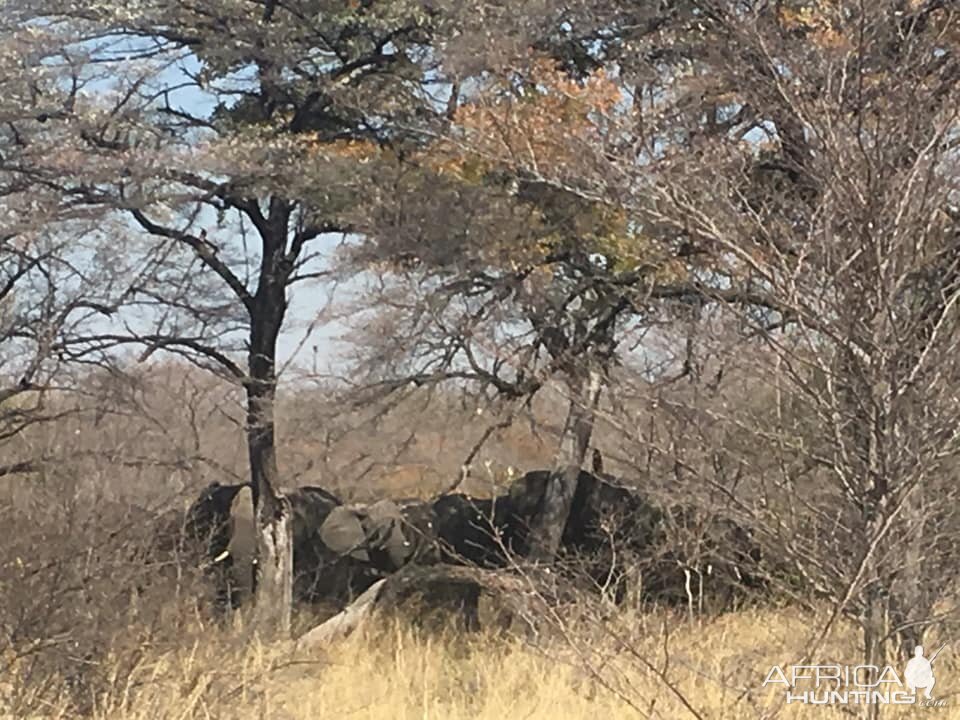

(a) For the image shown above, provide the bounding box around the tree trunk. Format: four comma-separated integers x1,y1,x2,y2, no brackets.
888,489,928,658
253,492,293,636
246,248,294,637
528,368,603,562
247,373,293,637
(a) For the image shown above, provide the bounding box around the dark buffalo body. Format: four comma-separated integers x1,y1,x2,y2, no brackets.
431,493,511,568
182,470,766,614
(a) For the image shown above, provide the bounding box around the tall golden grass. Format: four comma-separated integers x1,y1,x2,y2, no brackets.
4,605,955,719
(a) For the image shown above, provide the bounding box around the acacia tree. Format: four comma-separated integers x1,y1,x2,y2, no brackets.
343,58,672,560
8,0,460,635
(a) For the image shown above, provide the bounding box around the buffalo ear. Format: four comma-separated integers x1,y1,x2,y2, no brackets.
366,499,412,569
227,485,256,599
320,506,371,562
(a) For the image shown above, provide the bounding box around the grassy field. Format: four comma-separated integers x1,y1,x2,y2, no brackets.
5,605,955,720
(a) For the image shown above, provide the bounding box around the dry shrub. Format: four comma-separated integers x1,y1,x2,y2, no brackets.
0,472,217,718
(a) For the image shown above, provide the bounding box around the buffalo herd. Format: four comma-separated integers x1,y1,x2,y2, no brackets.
180,467,768,615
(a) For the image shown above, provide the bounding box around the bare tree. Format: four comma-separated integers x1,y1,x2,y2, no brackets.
0,16,129,479
629,1,960,674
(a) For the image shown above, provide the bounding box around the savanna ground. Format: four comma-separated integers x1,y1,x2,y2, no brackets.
2,366,956,720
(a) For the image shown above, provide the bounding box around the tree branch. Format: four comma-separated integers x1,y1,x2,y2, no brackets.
128,208,255,313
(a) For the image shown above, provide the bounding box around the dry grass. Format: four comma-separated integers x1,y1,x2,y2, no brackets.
5,605,957,720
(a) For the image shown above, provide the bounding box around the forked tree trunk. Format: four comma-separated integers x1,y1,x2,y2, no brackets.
528,368,603,562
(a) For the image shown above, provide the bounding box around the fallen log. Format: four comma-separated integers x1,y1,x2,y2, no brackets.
295,578,388,649
295,564,535,651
